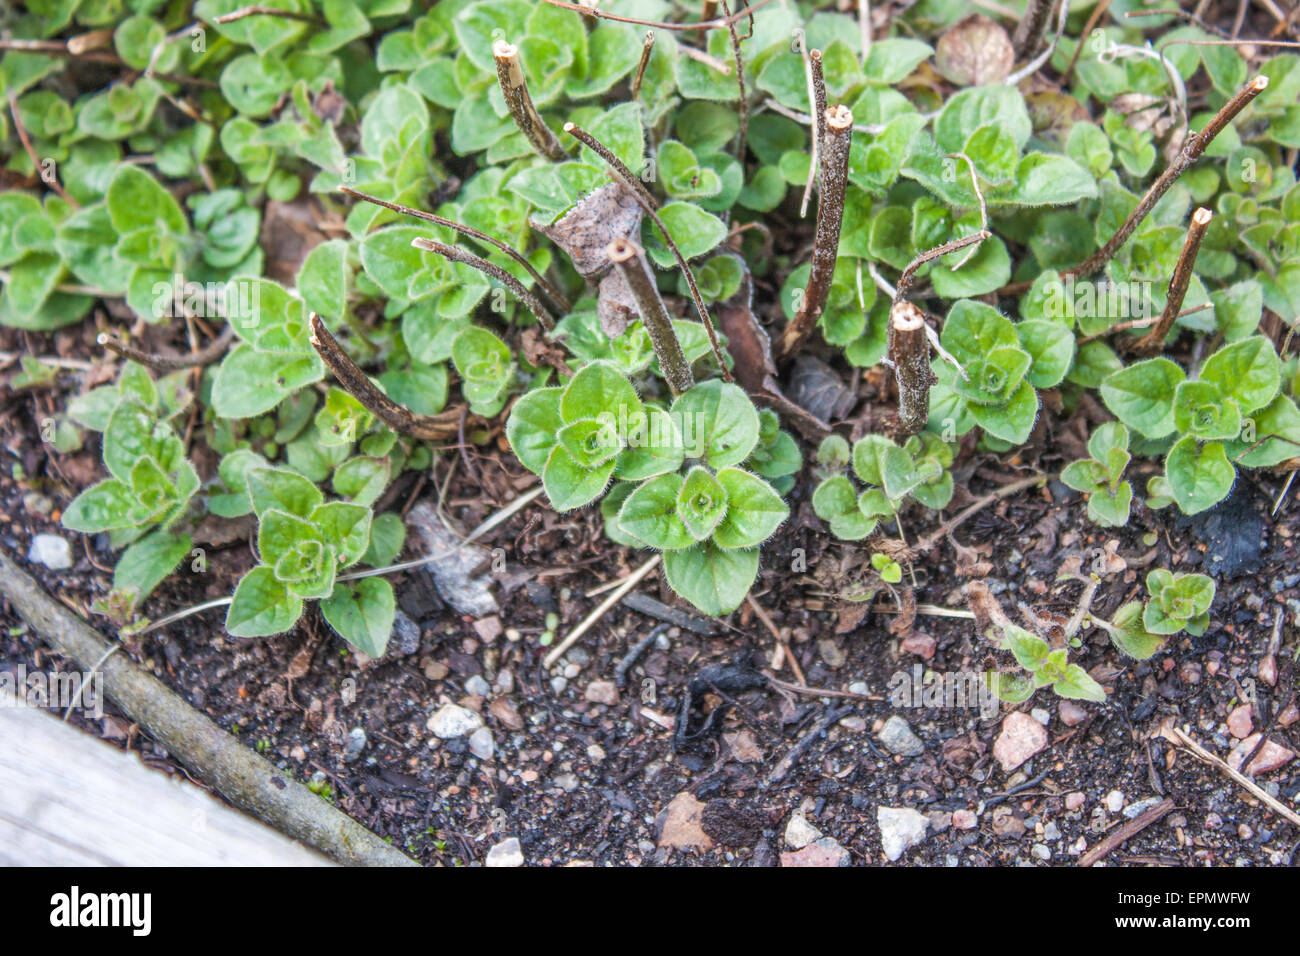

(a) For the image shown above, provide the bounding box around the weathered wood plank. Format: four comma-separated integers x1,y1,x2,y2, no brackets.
0,691,335,867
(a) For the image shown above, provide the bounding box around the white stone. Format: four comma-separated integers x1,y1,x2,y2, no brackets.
877,806,929,862
485,837,524,867
468,726,495,760
28,534,72,570
426,702,484,739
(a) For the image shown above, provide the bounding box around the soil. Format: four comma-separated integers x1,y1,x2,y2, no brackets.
3,318,1299,867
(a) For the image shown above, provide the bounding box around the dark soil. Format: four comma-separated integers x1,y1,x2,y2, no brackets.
4,320,1299,867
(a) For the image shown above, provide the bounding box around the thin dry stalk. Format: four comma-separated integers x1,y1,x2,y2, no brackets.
608,238,694,395
719,0,748,161
889,302,936,438
1006,75,1267,294
494,40,567,161
563,121,657,209
540,0,774,31
7,90,77,208
1063,0,1113,84
777,105,853,361
896,230,990,301
543,555,662,668
341,186,569,315
631,30,656,99
309,313,464,442
98,326,234,374
1132,207,1212,356
213,4,323,24
411,237,556,331
859,0,873,64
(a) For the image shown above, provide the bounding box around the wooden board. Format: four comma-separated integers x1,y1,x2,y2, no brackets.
0,690,335,866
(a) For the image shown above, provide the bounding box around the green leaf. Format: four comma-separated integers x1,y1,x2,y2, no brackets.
671,380,761,468
106,165,186,236
1199,335,1281,415
542,444,614,512
1087,482,1133,527
935,85,1030,154
361,512,406,567
663,541,759,616
226,566,303,638
560,361,642,423
62,479,137,533
1107,601,1167,660
712,468,788,549
676,465,728,541
615,405,685,480
246,466,324,518
812,475,878,540
852,434,919,500
1054,664,1107,703
617,472,693,550
1165,437,1235,515
1016,320,1075,389
1100,358,1185,439
940,299,1019,363
114,530,191,602
321,578,396,657
310,501,372,567
864,38,933,84
969,380,1039,444
297,239,348,321
643,201,727,268
506,386,564,475
1000,153,1099,206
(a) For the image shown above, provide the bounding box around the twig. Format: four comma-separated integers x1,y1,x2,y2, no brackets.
777,105,853,361
1006,75,1268,294
1063,0,1113,85
763,704,855,786
564,123,731,380
1161,725,1300,828
340,186,569,315
1076,796,1180,868
563,121,657,210
897,231,990,302
1124,7,1230,38
6,90,77,208
1132,207,1212,356
608,238,694,395
747,593,806,687
767,674,877,701
410,238,556,331
678,44,731,74
539,0,775,31
0,547,416,866
213,4,323,25
915,475,1046,553
888,302,937,438
631,30,655,100
543,555,662,668
1012,0,1055,59
97,326,234,374
309,312,469,441
493,40,568,161
719,0,748,161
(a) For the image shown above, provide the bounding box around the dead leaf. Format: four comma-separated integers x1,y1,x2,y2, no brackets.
533,182,642,279
935,14,1014,86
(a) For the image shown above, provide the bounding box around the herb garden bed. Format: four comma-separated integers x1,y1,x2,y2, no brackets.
1,0,1298,866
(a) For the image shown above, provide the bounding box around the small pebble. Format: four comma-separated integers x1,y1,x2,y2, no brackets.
468,726,495,760
485,837,524,867
344,727,367,762
28,534,72,570
1106,790,1124,813
464,675,491,697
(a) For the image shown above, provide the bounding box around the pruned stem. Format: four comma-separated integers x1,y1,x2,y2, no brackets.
340,185,570,315
608,238,694,396
1006,75,1267,294
1012,0,1055,59
565,122,731,380
309,313,466,441
777,105,853,361
631,30,655,100
562,121,657,209
889,302,937,438
410,237,556,331
896,230,990,302
493,40,567,162
1132,206,1212,356
98,326,234,373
